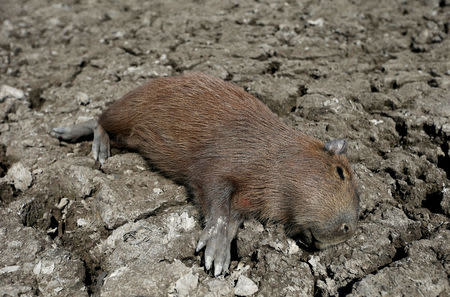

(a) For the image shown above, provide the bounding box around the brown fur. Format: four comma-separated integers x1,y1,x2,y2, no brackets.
99,72,359,247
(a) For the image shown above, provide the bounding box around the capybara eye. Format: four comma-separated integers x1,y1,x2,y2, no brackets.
336,166,345,180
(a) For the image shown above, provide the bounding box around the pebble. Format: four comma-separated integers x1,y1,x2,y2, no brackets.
207,279,232,295
307,18,324,27
0,85,24,101
7,162,32,191
234,275,258,296
0,265,20,274
33,261,42,275
175,272,198,297
77,218,88,227
370,119,384,125
56,198,69,209
76,92,90,105
308,255,328,277
287,238,300,254
153,187,163,195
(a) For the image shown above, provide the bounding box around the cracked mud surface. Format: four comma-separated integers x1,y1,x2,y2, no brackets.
0,0,449,296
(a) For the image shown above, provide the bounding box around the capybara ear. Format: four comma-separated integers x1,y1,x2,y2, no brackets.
324,139,347,155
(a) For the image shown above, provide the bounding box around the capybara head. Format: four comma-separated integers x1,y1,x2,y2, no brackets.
285,139,359,249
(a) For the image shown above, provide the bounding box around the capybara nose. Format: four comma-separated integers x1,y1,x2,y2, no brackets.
340,222,356,236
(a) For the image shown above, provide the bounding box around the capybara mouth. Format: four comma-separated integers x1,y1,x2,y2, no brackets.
309,230,331,250
292,223,355,250
294,228,324,251
313,239,333,250
310,230,352,250
293,229,331,251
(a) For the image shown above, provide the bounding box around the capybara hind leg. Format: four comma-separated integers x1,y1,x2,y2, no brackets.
51,119,97,142
92,124,110,165
52,120,110,164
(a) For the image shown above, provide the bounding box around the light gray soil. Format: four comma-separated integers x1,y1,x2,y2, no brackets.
0,0,449,296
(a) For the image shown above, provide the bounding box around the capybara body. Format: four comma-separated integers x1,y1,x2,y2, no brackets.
53,72,359,276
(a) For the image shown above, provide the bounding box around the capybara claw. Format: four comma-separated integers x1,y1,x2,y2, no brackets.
197,217,230,276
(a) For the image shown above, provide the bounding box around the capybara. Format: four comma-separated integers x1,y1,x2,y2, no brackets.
52,72,359,276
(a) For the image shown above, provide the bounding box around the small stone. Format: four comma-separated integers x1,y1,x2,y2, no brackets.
308,255,327,277
76,92,90,105
33,261,42,275
307,18,324,27
234,275,258,296
175,272,198,297
0,265,20,274
207,279,233,295
56,198,69,209
40,262,55,274
22,139,35,148
0,85,24,101
77,218,88,227
32,168,43,175
153,187,163,194
7,162,32,191
369,119,384,125
287,238,300,254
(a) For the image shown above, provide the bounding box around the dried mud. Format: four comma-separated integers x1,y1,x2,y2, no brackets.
0,0,449,296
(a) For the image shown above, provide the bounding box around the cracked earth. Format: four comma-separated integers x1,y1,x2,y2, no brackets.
0,0,449,296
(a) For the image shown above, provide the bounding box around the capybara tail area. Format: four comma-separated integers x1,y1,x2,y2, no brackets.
98,106,132,138
98,86,145,140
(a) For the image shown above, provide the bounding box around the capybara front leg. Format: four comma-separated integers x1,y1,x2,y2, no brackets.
195,180,242,276
222,211,243,274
